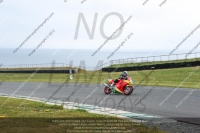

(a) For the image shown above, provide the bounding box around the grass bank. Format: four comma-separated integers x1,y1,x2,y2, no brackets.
106,58,200,68
0,67,79,70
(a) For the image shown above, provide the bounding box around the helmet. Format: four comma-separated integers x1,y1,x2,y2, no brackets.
122,71,128,76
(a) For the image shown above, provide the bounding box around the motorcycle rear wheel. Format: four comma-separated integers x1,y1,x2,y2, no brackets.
123,86,133,95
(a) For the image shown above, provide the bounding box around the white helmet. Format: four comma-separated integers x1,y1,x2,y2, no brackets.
122,71,128,76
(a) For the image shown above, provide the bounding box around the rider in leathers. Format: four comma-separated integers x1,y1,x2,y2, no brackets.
113,71,130,84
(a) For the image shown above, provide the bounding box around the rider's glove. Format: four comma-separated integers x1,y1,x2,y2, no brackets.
114,79,118,83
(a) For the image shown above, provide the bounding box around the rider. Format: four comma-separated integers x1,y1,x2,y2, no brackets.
113,71,130,84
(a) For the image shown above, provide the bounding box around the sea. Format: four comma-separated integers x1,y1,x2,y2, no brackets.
0,48,196,70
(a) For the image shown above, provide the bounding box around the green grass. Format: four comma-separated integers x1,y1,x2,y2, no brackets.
0,97,165,133
0,97,105,118
0,66,200,88
106,57,200,68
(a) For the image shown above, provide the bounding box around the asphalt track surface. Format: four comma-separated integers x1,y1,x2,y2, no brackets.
0,82,200,124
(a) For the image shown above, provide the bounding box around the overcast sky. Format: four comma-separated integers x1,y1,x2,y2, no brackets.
0,0,200,53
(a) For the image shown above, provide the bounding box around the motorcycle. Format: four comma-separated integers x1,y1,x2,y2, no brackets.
103,78,134,95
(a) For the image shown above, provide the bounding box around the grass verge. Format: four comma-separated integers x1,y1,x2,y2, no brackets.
0,97,165,133
0,66,200,88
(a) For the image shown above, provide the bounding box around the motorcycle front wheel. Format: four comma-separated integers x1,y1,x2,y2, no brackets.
104,87,112,94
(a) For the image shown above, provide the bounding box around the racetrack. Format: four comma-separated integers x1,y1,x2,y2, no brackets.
0,82,200,124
